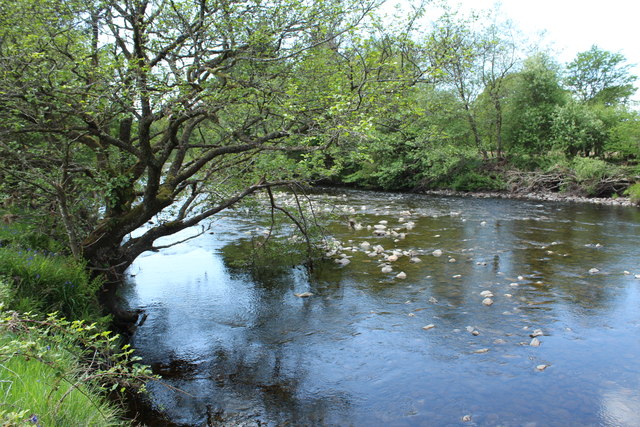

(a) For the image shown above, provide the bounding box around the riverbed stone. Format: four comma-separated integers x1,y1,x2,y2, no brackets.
482,298,494,306
294,292,313,298
530,329,544,338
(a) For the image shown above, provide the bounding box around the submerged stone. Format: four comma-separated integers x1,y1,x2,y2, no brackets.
294,292,314,298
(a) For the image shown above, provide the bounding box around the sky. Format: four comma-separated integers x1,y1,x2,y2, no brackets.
385,0,640,101
458,0,639,65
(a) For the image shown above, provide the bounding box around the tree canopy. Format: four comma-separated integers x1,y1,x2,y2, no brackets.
0,0,430,275
565,45,637,105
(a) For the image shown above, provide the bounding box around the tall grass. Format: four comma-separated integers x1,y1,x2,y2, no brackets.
0,248,103,322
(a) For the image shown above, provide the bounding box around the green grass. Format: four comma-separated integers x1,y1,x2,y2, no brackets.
0,330,124,426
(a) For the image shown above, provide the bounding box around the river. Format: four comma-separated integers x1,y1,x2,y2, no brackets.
122,189,640,426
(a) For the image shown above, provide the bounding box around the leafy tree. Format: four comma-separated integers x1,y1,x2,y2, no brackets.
476,20,519,158
502,53,567,153
0,0,423,279
605,108,640,159
426,12,488,158
565,45,637,105
551,101,607,157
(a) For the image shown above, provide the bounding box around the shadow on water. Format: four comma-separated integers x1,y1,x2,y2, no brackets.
122,190,640,426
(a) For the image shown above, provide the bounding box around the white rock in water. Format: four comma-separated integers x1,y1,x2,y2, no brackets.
635,274,640,279
530,337,541,347
381,265,393,273
623,271,630,275
589,268,600,274
429,297,438,303
360,241,371,249
452,274,462,278
517,276,524,281
480,221,487,226
422,324,435,330
536,364,549,371
480,290,494,298
374,224,386,230
509,282,519,287
396,271,407,279
504,294,512,298
294,292,314,298
373,245,385,254
398,217,405,223
432,249,443,257
378,220,388,225
462,415,472,422
472,330,480,336
482,298,494,306
473,348,489,354
530,329,544,338
409,257,422,263
387,255,399,262
448,258,456,263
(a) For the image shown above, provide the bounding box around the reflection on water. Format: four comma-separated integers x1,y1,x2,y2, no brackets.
122,190,640,426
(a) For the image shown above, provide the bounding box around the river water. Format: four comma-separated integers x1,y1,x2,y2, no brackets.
122,189,640,426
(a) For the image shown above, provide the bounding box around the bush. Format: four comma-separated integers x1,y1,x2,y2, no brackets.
625,183,640,204
571,157,616,182
450,170,506,192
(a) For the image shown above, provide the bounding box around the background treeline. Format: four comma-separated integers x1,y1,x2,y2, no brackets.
329,12,640,198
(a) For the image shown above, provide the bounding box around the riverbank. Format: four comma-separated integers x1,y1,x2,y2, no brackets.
419,189,638,207
0,217,153,426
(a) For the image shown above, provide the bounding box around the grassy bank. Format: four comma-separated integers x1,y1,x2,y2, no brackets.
0,216,153,426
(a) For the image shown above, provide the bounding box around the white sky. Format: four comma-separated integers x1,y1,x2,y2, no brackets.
384,0,640,101
460,0,639,65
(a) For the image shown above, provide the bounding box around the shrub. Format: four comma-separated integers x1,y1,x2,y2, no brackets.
625,183,640,204
450,171,506,192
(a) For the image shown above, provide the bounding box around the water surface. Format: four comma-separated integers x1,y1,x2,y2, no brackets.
122,190,640,426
